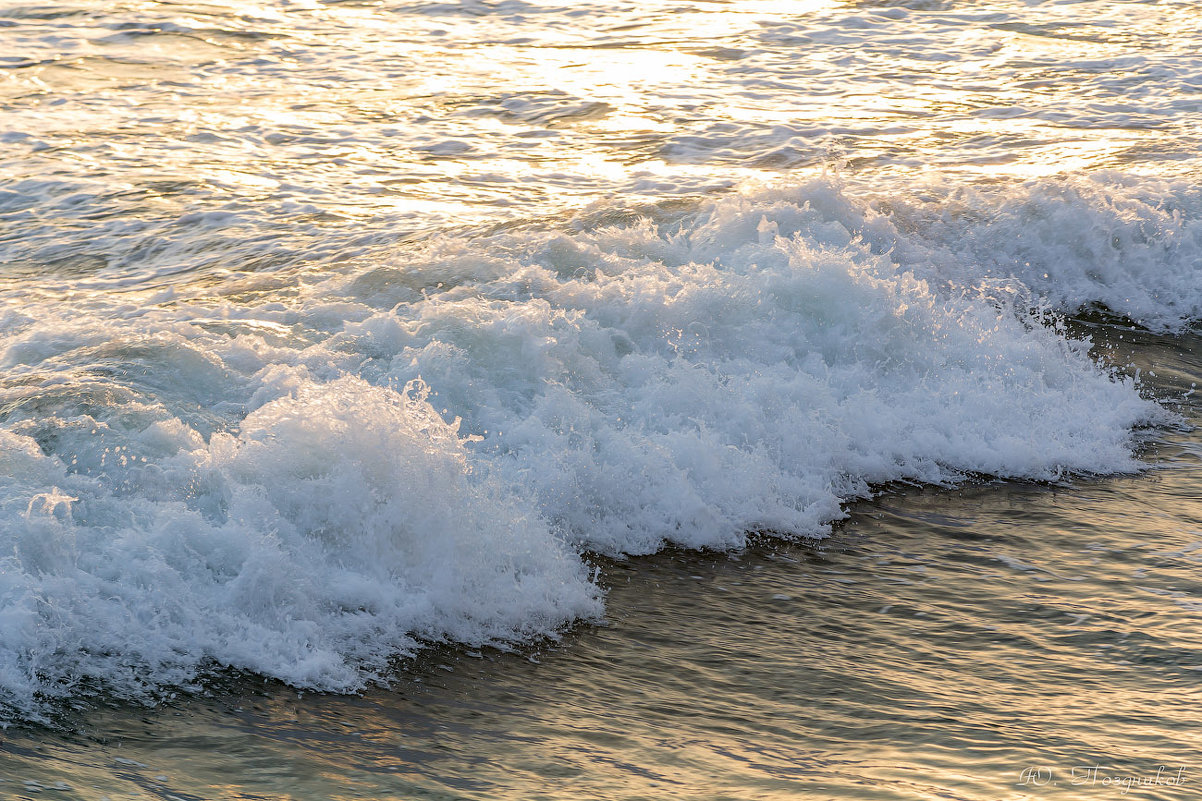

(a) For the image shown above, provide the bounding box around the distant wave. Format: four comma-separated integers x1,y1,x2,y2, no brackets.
857,172,1202,333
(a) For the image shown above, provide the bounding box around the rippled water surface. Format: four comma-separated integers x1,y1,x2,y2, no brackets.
4,0,1200,281
2,0,1202,798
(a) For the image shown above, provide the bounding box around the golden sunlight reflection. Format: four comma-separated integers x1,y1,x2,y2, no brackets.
7,0,1187,237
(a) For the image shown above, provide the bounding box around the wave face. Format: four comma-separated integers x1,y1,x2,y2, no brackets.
0,179,1170,724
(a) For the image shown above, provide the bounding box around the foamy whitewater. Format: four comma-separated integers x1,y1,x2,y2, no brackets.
0,0,1199,727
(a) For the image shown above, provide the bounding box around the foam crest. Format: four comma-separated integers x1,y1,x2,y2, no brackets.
858,174,1202,332
0,378,598,724
0,177,1173,724
361,188,1160,556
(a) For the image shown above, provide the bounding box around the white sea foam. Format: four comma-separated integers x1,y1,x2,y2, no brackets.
0,179,1173,723
0,379,600,723
856,174,1202,333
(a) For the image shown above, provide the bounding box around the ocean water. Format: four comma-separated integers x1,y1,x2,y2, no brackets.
1,0,1200,798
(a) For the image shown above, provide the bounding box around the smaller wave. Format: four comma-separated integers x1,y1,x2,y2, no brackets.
856,172,1202,333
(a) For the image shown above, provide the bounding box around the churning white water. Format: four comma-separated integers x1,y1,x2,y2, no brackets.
1,4,1200,796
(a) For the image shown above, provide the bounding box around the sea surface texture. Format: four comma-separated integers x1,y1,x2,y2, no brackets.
1,1,1200,798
